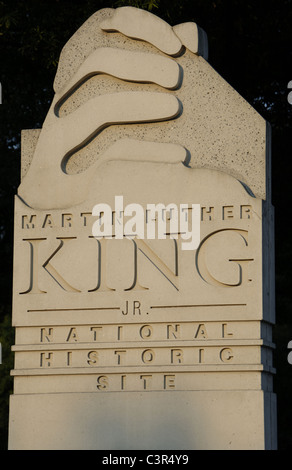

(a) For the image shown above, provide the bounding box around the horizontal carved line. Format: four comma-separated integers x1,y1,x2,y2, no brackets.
15,319,264,328
12,339,267,352
27,307,120,312
26,304,246,313
150,303,247,309
11,363,272,376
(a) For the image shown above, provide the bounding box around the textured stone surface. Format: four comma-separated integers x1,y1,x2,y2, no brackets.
9,391,277,450
9,7,276,450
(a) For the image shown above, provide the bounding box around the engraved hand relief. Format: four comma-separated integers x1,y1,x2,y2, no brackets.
18,7,208,210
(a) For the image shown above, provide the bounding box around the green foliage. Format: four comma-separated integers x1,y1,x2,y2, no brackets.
114,0,160,11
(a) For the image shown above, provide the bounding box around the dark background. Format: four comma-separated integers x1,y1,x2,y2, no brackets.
0,0,291,450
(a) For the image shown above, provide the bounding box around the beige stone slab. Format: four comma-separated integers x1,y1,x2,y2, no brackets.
10,6,276,451
14,320,272,345
15,162,262,315
12,344,266,370
8,391,277,449
13,165,266,327
11,370,268,394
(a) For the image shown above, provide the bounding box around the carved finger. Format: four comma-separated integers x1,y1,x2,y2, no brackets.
100,139,188,167
173,22,208,59
56,47,181,107
100,6,182,56
18,138,187,210
59,92,181,157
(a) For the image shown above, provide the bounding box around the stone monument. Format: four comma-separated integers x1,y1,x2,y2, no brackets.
8,7,276,449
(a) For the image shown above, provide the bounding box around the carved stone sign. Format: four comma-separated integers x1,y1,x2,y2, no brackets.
9,7,276,450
